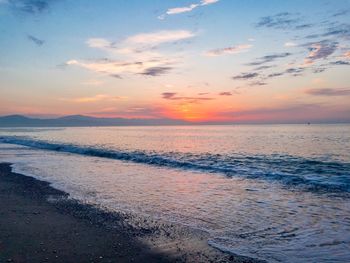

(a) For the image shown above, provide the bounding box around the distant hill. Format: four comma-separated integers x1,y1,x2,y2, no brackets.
0,115,190,127
1,115,349,127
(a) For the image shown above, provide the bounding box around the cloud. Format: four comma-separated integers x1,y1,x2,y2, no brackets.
232,72,259,80
245,42,347,83
246,52,292,66
164,4,199,16
139,66,173,76
158,0,219,19
236,39,340,84
218,92,232,96
201,0,219,5
86,38,112,49
243,66,307,85
27,34,44,46
253,65,275,71
285,67,305,75
61,94,126,103
343,51,350,59
305,88,350,96
241,50,310,83
86,31,196,53
7,0,52,14
239,65,308,85
162,92,178,99
295,24,313,30
249,81,267,86
330,60,350,65
66,58,175,77
304,23,350,40
255,12,311,30
125,30,196,45
284,42,297,47
161,92,214,103
110,74,122,79
86,30,196,54
333,9,350,17
312,68,326,73
264,67,306,80
304,41,338,65
323,23,350,39
285,67,302,73
205,44,252,57
267,72,284,78
68,30,196,78
256,12,296,28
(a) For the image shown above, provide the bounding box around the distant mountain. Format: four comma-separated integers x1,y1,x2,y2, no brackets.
0,115,190,127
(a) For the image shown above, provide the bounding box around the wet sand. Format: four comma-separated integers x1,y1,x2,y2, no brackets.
0,163,263,263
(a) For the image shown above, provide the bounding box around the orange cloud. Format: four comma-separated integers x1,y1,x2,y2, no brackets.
60,94,126,103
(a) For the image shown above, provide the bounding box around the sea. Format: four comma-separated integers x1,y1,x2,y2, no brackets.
0,124,349,262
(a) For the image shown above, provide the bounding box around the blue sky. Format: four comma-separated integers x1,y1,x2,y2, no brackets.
0,0,349,122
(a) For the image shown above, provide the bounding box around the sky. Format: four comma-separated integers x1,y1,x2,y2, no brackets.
0,0,350,123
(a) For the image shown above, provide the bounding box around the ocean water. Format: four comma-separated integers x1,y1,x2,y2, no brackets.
0,125,349,262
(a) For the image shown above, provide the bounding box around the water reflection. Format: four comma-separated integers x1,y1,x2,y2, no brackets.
1,143,349,262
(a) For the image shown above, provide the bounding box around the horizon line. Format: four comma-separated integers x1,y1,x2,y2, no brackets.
0,114,349,126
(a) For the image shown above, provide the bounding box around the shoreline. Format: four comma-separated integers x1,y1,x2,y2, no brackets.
0,162,263,263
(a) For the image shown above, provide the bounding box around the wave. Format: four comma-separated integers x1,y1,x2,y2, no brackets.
1,136,350,193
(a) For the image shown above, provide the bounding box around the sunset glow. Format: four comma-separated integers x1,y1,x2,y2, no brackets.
0,0,349,123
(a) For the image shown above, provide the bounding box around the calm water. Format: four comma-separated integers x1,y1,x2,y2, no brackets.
0,125,350,262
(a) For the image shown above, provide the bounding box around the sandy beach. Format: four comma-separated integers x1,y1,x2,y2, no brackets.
0,162,262,263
